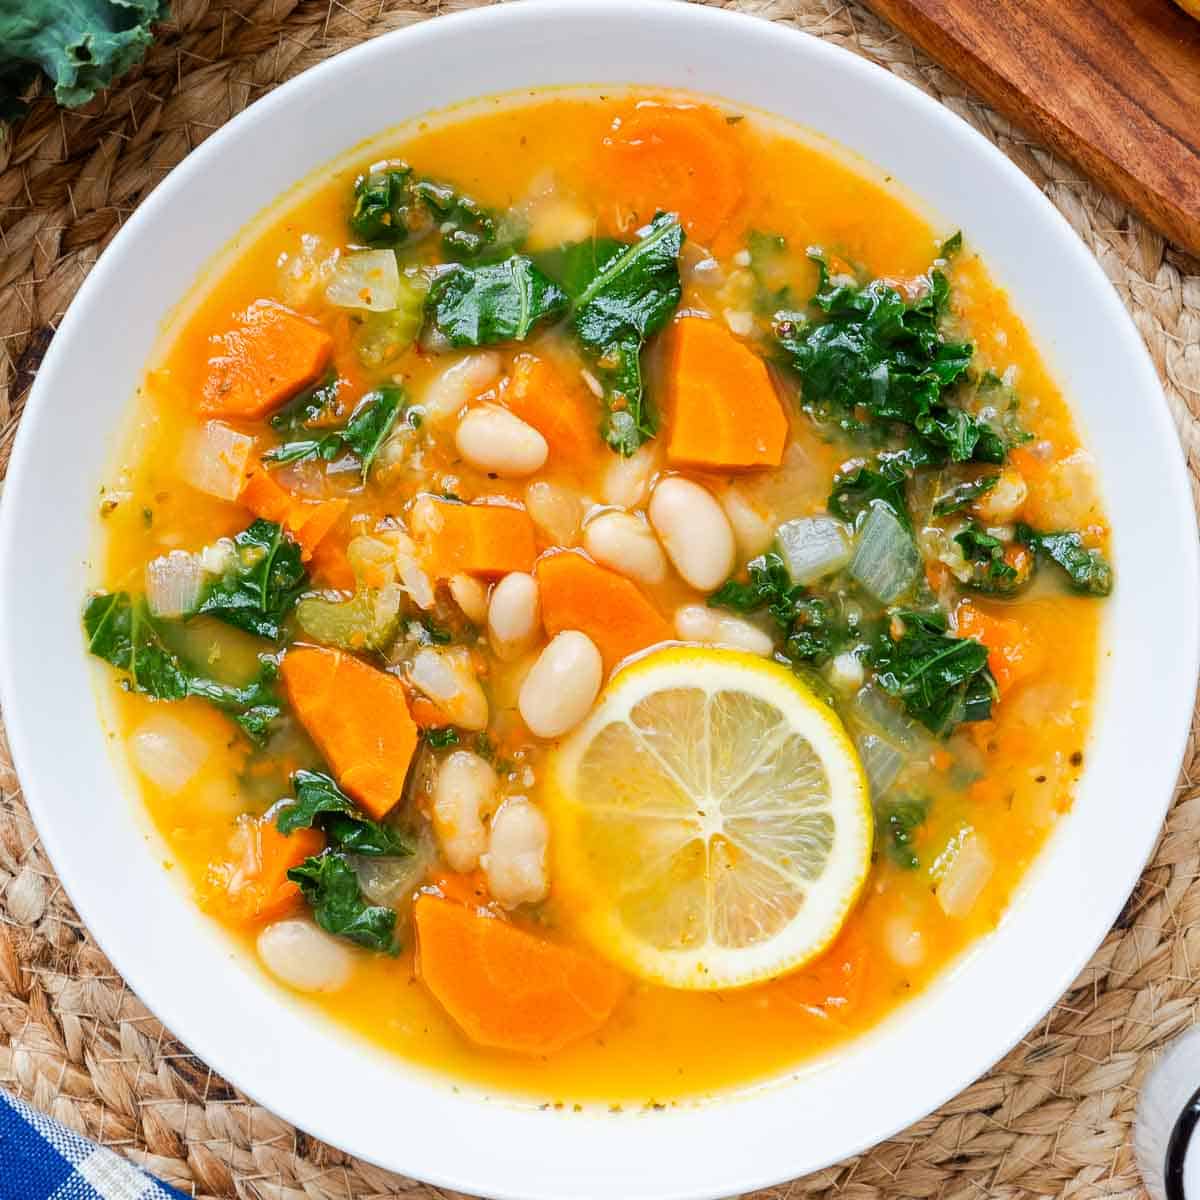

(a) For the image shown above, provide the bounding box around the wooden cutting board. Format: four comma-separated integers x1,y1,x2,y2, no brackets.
860,0,1200,256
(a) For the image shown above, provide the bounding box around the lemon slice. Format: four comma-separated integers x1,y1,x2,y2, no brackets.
547,646,871,990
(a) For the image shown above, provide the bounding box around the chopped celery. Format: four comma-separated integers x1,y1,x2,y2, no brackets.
295,583,403,652
353,270,431,368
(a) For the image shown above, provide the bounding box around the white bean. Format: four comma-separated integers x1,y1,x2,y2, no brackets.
257,919,354,993
583,510,667,585
525,480,584,546
602,443,659,508
432,750,498,872
421,352,502,424
456,405,548,477
720,487,775,558
827,650,865,693
409,647,489,731
129,714,211,794
973,468,1028,524
482,797,550,908
883,912,926,969
487,572,541,661
674,604,773,656
519,631,603,738
648,477,736,591
448,573,489,624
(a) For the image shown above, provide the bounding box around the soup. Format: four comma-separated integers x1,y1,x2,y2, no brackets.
85,91,1110,1103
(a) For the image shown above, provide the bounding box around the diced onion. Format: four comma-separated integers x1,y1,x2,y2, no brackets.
325,249,401,312
849,502,920,603
776,516,853,585
936,831,994,919
129,714,211,794
851,684,931,753
146,550,205,618
855,732,905,798
178,421,254,501
351,824,437,908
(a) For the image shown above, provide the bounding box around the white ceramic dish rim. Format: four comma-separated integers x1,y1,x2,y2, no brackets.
1,3,1197,1198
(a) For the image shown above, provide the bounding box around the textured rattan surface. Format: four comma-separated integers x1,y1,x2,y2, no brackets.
1,2,1198,1196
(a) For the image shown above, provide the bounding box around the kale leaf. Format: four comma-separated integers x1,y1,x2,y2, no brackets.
276,769,412,857
870,609,996,735
287,853,398,953
877,794,929,869
1016,526,1113,596
549,213,684,454
265,386,406,481
84,592,281,743
428,256,569,347
829,461,910,529
196,520,307,640
708,552,852,666
954,524,1020,592
0,0,167,119
774,252,1003,463
348,164,495,257
425,727,461,749
933,474,998,517
269,374,343,435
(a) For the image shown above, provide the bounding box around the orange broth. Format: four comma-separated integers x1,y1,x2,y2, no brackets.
93,92,1106,1103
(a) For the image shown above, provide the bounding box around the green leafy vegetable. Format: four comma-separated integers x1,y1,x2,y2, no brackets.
829,461,910,529
1016,526,1113,596
0,0,167,120
870,609,996,735
195,520,306,640
287,853,398,953
428,256,569,347
775,252,1004,463
84,592,281,743
348,164,495,257
954,524,1022,592
265,386,406,481
412,178,496,257
277,770,412,857
877,794,929,869
550,213,684,454
708,552,853,667
425,728,461,749
939,231,963,258
269,374,342,435
932,474,998,517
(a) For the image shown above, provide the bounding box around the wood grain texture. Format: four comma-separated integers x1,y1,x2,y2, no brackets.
861,0,1200,254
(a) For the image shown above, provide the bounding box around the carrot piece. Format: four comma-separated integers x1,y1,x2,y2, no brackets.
428,870,491,909
280,646,418,819
202,815,323,925
200,302,333,420
535,550,671,670
664,317,788,470
600,103,743,243
239,469,346,561
310,540,356,591
414,497,537,579
955,600,1044,695
502,353,601,467
414,895,627,1055
409,696,447,729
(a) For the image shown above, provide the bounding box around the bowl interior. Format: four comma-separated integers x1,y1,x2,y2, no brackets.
1,3,1196,1198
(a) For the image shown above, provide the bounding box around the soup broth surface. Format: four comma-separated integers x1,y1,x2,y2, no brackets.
91,90,1109,1104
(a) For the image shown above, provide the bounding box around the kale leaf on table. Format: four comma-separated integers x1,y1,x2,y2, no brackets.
83,591,282,743
1,0,168,120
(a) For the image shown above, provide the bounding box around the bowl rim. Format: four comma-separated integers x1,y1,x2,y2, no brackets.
1,2,1197,1197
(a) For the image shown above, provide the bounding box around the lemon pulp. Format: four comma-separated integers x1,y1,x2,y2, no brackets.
548,646,872,990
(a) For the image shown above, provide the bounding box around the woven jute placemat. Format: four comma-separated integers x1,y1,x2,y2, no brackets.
1,1,1198,1196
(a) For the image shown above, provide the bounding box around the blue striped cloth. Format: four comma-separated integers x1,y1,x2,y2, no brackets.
0,1090,187,1200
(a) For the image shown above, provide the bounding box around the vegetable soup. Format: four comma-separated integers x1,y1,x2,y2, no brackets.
86,91,1110,1103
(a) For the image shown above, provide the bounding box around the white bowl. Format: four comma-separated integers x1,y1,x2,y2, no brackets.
1,2,1196,1197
